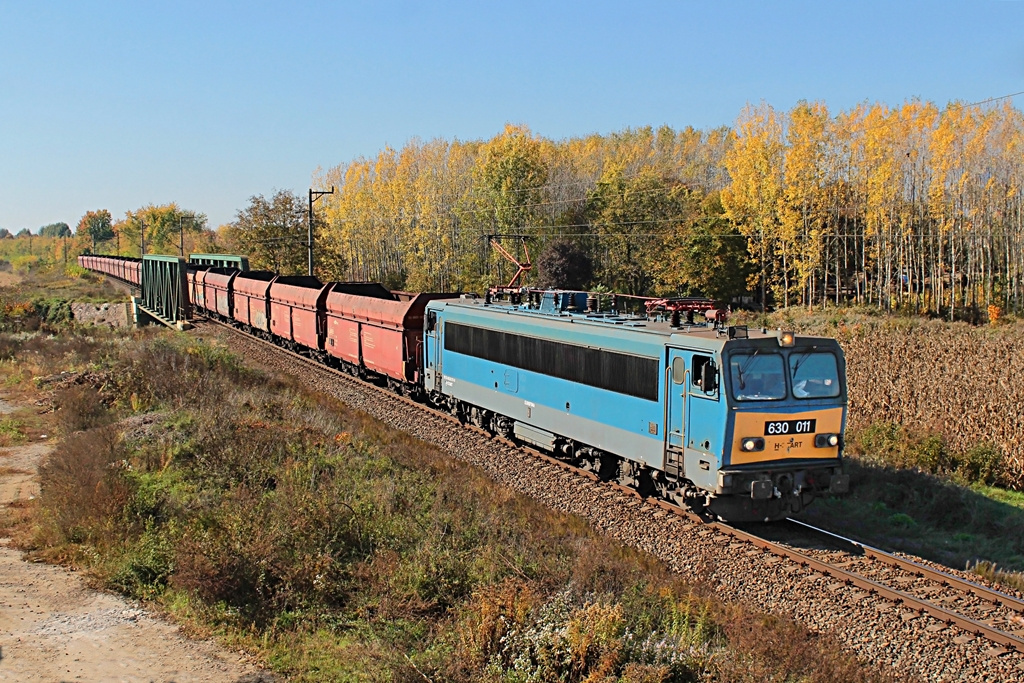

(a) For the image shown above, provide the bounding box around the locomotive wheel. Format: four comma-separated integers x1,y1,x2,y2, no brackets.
597,453,619,482
635,467,656,498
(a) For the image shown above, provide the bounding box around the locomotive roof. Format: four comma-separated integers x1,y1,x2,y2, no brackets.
428,295,840,356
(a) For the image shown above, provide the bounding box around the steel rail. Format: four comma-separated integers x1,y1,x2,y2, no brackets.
786,517,1024,615
193,317,1024,653
708,519,1024,652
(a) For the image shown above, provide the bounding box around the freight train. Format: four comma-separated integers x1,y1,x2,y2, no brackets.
79,255,850,521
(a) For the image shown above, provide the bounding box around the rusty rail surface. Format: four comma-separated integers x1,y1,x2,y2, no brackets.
708,519,1024,652
785,517,1024,615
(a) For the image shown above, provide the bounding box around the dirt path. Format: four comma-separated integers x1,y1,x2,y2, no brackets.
0,398,271,683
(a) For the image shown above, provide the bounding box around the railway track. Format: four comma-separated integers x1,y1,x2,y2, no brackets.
193,317,1024,679
722,518,1024,653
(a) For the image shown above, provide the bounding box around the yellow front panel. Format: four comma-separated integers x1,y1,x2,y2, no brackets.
730,407,843,465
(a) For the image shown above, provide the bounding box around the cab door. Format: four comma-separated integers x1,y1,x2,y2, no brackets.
666,348,688,453
424,310,442,392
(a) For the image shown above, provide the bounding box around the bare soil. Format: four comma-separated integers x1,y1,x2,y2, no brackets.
70,303,131,328
0,273,22,288
0,396,270,683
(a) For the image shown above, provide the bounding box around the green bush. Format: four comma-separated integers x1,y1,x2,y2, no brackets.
33,297,73,326
850,421,1005,486
888,513,917,529
108,524,176,599
955,444,1004,486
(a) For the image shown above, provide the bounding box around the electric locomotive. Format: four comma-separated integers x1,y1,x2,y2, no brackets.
423,291,849,521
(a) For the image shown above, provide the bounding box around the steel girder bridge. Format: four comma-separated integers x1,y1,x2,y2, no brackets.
134,253,248,329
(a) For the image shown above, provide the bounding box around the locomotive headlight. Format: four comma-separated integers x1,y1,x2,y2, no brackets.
741,437,765,452
778,330,796,347
814,433,841,448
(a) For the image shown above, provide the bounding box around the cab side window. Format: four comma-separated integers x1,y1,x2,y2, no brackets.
691,355,718,396
671,357,685,384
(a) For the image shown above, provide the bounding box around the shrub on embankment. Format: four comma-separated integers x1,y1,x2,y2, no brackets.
7,331,887,682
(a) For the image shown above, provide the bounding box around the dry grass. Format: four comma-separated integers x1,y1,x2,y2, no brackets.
0,271,22,287
0,498,38,548
970,561,1024,593
52,385,112,433
37,426,131,545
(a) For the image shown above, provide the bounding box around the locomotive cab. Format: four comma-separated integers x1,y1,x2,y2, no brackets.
703,333,849,521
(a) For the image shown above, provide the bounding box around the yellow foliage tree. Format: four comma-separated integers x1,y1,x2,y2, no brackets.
722,103,785,309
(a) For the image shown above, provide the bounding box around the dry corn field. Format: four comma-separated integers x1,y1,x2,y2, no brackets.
826,319,1024,489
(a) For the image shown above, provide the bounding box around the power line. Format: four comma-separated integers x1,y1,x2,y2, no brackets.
962,89,1024,108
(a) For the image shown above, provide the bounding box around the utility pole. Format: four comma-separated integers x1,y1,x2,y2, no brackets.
308,186,335,277
140,219,146,256
179,215,189,257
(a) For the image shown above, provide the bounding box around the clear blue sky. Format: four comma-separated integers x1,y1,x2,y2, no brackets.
1,0,1022,232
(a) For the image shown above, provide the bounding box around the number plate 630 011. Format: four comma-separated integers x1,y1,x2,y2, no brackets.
764,419,816,436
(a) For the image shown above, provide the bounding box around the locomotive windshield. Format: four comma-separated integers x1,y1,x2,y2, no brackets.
729,351,786,401
789,351,841,398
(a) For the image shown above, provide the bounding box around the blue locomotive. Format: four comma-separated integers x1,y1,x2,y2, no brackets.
423,291,849,521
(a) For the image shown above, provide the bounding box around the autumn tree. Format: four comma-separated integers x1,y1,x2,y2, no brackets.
588,166,699,295
227,190,344,278
39,222,72,237
77,210,114,251
779,101,830,307
115,204,207,257
226,190,307,274
658,192,751,302
722,103,785,309
472,125,549,289
535,238,593,290
298,105,1024,316
317,147,415,288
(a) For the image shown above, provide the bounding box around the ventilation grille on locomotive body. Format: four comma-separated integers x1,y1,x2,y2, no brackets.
443,322,659,401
